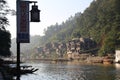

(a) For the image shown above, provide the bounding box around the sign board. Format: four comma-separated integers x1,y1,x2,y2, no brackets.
17,1,30,43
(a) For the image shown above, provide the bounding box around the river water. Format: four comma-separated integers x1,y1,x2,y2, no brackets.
19,61,120,80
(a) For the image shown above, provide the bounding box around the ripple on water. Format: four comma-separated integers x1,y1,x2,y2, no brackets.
20,62,120,80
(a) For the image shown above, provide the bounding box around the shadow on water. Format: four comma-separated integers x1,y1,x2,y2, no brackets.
0,66,38,80
0,65,13,80
0,59,38,80
0,59,15,80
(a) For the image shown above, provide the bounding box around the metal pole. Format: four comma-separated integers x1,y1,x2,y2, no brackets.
16,0,21,80
16,42,20,80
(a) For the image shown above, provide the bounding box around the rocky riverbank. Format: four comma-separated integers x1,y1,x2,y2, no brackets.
27,54,115,65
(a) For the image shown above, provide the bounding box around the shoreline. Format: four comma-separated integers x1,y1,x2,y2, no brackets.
25,56,116,65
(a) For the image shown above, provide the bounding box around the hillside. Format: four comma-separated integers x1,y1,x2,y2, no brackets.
41,0,120,56
11,0,120,57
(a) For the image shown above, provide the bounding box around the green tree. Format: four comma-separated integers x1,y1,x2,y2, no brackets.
0,30,11,56
0,0,11,57
41,0,120,56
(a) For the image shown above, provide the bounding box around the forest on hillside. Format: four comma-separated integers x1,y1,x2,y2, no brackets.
38,0,120,56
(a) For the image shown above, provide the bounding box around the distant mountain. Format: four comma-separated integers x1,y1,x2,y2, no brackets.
10,35,41,56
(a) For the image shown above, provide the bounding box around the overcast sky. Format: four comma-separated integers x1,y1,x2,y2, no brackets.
6,0,93,38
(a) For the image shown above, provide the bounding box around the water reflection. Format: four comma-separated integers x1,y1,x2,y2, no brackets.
115,63,120,80
115,63,120,69
20,61,120,80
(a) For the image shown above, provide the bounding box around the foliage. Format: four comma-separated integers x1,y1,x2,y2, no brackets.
40,0,120,56
0,0,9,30
0,0,11,57
0,30,11,57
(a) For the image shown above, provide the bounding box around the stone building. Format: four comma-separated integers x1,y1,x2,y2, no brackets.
66,37,97,59
37,37,97,59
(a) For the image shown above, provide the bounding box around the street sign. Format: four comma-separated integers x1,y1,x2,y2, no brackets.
16,1,40,79
17,1,30,43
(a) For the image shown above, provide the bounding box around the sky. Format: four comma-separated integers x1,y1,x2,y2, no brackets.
6,0,93,39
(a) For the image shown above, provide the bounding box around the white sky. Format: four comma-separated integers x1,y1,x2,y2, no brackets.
6,0,93,39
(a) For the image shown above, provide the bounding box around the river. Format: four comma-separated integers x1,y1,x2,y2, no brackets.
18,61,120,80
